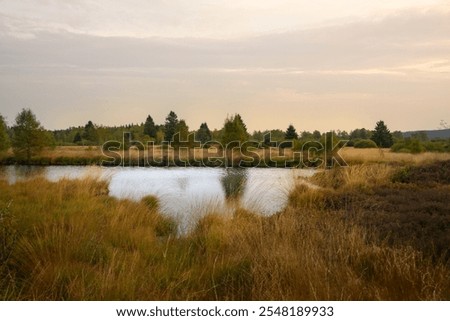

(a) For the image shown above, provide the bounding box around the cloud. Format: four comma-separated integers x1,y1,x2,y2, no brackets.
0,0,446,38
2,7,449,72
398,59,450,74
0,4,449,131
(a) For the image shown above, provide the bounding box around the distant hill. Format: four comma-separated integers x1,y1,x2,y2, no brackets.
403,129,450,139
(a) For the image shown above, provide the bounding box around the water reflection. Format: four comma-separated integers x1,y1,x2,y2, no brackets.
3,166,46,184
220,168,247,199
2,166,105,184
107,167,229,232
1,165,316,232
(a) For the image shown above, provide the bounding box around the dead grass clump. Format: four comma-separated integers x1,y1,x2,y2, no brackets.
311,164,393,189
340,147,450,165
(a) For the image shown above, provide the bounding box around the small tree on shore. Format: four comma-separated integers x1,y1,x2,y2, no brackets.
221,114,249,145
82,121,99,144
371,120,393,148
350,128,370,140
12,108,48,163
164,111,179,142
0,114,10,152
173,119,189,144
143,115,157,139
312,130,321,140
73,132,82,144
197,123,212,144
285,124,298,140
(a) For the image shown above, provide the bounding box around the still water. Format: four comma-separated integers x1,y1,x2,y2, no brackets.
1,166,315,231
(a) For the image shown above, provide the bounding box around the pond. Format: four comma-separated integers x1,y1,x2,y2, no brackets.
1,166,316,232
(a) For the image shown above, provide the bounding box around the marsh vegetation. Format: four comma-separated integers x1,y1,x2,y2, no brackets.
0,154,449,300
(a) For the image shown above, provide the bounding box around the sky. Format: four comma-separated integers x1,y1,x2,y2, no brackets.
0,0,449,132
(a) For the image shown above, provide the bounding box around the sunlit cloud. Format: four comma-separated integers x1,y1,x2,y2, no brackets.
399,59,450,74
0,0,447,39
0,1,449,132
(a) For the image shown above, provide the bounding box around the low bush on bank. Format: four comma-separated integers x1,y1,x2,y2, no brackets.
353,139,378,149
391,139,450,154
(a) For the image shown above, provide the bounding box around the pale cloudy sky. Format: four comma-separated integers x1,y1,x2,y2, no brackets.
0,0,449,132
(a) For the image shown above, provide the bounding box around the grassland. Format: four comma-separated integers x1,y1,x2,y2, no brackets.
2,145,450,167
0,153,449,300
2,145,305,167
339,147,450,165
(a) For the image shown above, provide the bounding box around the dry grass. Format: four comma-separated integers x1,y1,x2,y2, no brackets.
311,163,393,189
43,146,102,158
1,164,449,300
2,145,449,167
340,147,450,165
1,146,103,159
1,146,261,165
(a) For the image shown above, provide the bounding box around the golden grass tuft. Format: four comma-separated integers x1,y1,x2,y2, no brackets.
311,164,393,189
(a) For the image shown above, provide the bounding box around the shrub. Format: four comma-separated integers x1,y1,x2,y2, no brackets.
391,139,425,154
102,140,121,151
354,139,377,149
154,216,178,237
423,140,450,153
142,195,159,211
392,160,450,185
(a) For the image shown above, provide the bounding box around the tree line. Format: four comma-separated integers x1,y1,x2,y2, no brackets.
1,108,449,162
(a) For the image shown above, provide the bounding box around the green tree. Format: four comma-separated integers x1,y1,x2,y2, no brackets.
350,128,370,140
371,120,393,148
0,114,10,152
221,114,249,145
164,111,179,142
337,130,350,140
96,126,107,144
263,129,285,143
12,108,48,163
301,131,312,139
285,124,298,140
251,130,264,142
73,132,82,144
155,128,165,145
143,115,157,138
82,121,99,144
234,114,248,134
392,130,404,142
175,119,189,141
197,122,212,144
411,131,428,142
312,130,322,140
